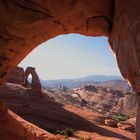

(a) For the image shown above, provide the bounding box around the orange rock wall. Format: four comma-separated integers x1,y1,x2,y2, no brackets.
109,0,140,93
109,1,140,139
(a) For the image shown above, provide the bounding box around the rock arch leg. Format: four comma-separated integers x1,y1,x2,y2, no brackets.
109,0,140,139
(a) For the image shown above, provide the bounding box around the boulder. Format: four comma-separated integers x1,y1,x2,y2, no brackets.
6,66,24,85
117,121,135,132
105,118,118,127
126,118,136,127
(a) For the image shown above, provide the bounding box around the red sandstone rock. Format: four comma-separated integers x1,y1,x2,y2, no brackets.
0,109,65,140
6,66,42,95
109,0,140,93
110,92,138,117
108,1,140,138
6,66,24,85
23,67,42,94
0,83,136,140
117,121,135,132
127,118,136,127
105,118,118,127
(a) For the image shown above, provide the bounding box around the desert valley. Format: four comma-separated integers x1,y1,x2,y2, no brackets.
0,66,136,140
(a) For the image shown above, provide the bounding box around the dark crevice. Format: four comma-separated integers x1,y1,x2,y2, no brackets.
0,35,12,42
0,70,7,78
54,20,67,31
25,0,52,15
14,1,53,18
7,34,23,41
109,0,115,33
8,49,17,54
0,33,23,41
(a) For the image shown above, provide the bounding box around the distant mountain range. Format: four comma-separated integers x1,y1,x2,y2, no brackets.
40,75,129,89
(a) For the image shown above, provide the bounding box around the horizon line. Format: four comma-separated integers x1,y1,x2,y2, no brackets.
39,74,123,81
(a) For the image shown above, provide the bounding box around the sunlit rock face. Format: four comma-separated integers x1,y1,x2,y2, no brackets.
0,0,140,140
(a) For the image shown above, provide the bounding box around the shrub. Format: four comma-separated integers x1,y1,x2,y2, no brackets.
112,115,128,122
56,128,74,137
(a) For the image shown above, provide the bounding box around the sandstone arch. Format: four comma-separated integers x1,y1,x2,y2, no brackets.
0,0,140,139
23,67,42,94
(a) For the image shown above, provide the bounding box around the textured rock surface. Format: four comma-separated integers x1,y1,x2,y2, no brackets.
117,121,135,132
109,0,140,93
105,118,118,127
111,92,138,117
0,98,59,140
74,85,125,113
6,66,24,85
109,1,140,139
0,110,64,140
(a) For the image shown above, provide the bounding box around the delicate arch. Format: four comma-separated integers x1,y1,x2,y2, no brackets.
23,67,42,94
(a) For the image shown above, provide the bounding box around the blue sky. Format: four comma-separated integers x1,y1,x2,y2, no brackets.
19,34,121,80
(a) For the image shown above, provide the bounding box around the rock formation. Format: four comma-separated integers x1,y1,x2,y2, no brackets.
83,85,98,92
0,83,135,140
0,0,139,139
74,84,125,113
6,66,24,85
111,92,138,117
5,66,42,95
23,67,42,94
105,118,118,127
105,117,136,132
117,121,135,132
